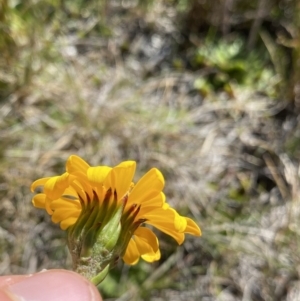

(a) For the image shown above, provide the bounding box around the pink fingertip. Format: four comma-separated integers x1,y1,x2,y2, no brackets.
2,270,102,301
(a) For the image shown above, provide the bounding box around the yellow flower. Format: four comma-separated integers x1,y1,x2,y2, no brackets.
31,155,201,267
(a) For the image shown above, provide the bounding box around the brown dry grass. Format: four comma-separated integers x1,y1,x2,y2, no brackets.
1,1,300,300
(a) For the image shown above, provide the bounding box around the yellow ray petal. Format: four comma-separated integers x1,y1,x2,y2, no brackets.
66,155,90,174
185,217,201,236
144,208,186,244
129,168,164,203
57,187,79,204
44,196,54,215
43,173,69,199
168,208,187,232
135,192,165,217
134,227,159,254
51,208,81,223
162,202,169,209
60,217,78,230
87,166,112,186
70,179,92,204
142,248,161,262
104,161,136,200
148,222,185,244
69,170,93,195
122,238,140,265
31,177,51,192
50,198,81,210
32,194,46,209
144,207,187,232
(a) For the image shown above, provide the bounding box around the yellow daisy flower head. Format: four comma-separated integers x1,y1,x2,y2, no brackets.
31,155,201,285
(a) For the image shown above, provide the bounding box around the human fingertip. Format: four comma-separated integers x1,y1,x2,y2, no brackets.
2,270,102,301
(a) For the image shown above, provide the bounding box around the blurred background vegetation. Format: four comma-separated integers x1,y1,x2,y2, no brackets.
1,0,300,300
